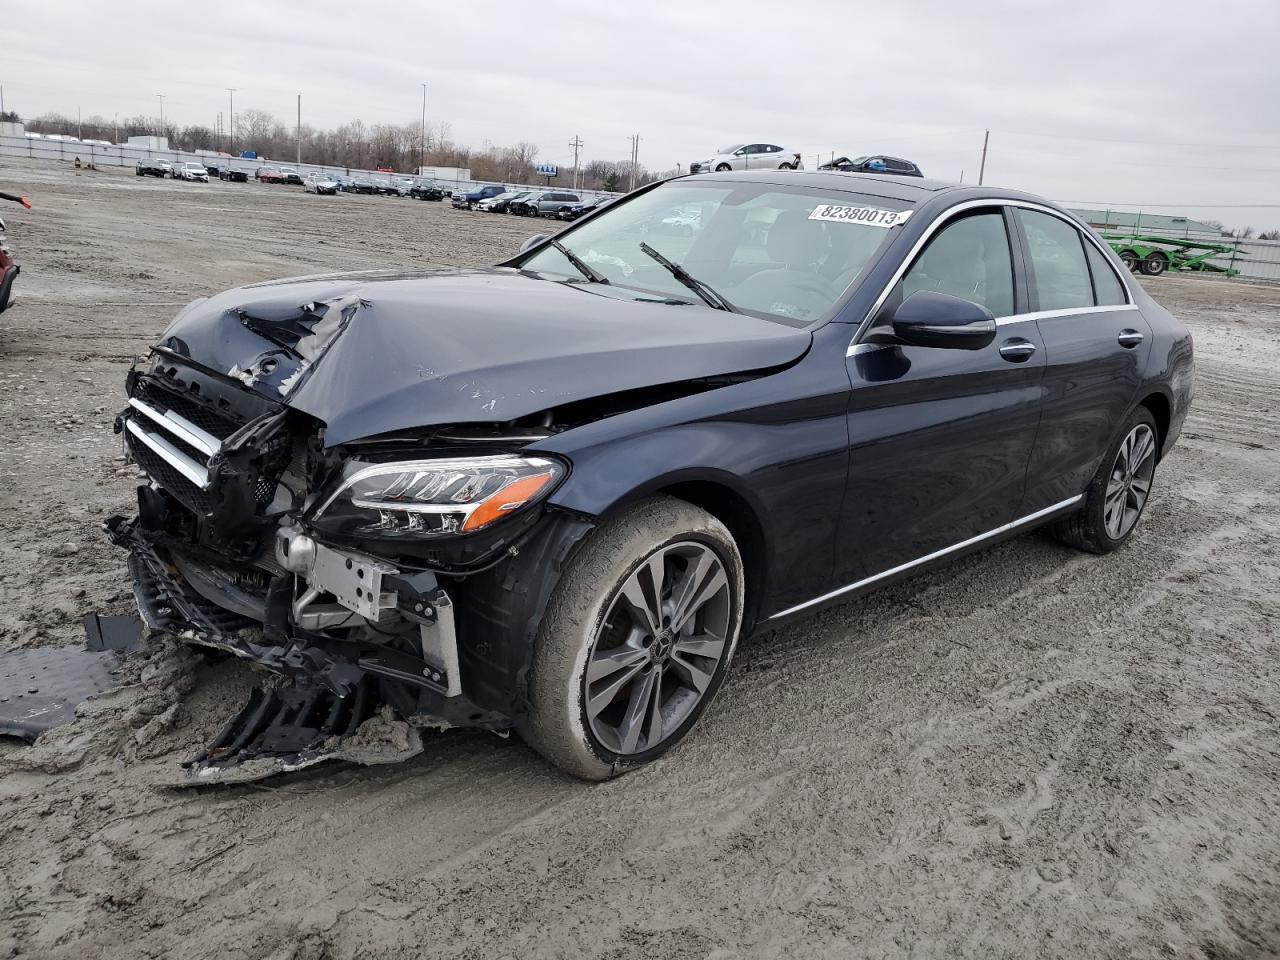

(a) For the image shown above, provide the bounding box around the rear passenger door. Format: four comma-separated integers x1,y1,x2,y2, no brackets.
1014,207,1152,512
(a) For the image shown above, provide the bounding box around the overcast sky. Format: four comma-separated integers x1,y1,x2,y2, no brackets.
6,0,1279,228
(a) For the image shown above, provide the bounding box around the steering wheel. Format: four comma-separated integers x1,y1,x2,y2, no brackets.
733,269,840,318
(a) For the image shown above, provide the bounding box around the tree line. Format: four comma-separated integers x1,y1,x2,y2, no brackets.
15,109,676,191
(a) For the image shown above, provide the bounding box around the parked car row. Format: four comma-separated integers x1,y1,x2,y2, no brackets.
136,159,212,182
457,186,616,219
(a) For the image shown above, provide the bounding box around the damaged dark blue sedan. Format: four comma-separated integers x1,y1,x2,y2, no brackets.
110,169,1194,780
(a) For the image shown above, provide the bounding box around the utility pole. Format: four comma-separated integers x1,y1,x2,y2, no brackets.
296,93,301,165
1,84,5,115
157,93,165,139
978,129,989,185
113,113,118,145
420,82,428,175
628,133,640,191
569,134,583,190
226,88,236,155
77,105,82,141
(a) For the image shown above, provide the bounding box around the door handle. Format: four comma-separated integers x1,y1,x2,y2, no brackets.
1118,329,1145,348
999,338,1037,363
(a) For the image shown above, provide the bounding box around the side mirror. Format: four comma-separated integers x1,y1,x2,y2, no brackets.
520,234,549,253
892,291,996,350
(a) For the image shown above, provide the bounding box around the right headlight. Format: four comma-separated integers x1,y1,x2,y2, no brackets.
312,454,566,539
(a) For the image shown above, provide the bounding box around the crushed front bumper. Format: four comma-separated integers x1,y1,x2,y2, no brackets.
106,515,510,731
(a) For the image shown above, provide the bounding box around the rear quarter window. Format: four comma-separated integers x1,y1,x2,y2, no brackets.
1085,242,1128,306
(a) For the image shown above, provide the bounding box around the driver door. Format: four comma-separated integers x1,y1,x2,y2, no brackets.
835,207,1048,584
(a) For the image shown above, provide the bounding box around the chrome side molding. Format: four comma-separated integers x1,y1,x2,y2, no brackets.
768,494,1084,620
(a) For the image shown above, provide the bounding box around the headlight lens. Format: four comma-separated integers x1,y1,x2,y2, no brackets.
313,454,565,538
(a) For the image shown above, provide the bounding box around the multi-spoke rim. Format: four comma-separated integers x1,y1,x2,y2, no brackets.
1105,423,1157,539
583,541,732,757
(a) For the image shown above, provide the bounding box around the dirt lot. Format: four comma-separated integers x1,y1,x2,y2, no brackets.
1,160,1278,960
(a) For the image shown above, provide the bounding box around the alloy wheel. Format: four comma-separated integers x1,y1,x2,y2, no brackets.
1105,423,1156,539
584,541,731,757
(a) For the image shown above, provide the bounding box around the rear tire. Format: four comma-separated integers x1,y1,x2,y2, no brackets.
1052,406,1159,554
520,497,745,781
1141,251,1168,276
1118,250,1138,271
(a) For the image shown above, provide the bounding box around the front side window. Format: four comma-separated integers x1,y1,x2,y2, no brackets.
517,182,911,326
884,211,1015,321
1017,209,1094,311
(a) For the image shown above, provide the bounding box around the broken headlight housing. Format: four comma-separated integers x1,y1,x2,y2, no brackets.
311,454,566,539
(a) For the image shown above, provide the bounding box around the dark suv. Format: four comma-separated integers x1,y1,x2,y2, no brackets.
514,191,581,217
452,184,509,210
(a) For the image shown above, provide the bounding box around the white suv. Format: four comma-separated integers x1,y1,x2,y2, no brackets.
177,162,210,183
690,143,803,174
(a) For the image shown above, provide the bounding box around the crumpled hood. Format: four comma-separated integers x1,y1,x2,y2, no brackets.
154,267,811,446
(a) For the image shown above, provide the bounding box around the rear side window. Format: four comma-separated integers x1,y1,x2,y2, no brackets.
1017,209,1094,311
896,211,1016,318
1085,243,1128,306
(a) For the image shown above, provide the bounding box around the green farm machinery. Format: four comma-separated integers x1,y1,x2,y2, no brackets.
1103,234,1242,277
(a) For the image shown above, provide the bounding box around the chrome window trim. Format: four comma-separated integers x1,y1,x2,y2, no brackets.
766,494,1083,621
848,198,1135,356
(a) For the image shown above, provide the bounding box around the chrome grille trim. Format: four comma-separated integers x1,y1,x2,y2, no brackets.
125,418,210,488
128,398,223,457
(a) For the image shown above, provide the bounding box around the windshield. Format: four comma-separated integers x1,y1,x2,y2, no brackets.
518,181,912,325
717,144,744,155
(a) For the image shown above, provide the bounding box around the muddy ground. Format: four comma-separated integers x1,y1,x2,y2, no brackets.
1,160,1278,960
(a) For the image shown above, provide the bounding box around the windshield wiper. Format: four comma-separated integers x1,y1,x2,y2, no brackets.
638,242,737,312
550,238,610,285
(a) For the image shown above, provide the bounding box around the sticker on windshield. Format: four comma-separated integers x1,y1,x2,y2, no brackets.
808,205,912,228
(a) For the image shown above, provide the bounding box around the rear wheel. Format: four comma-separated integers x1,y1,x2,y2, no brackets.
520,497,744,780
1118,250,1138,271
778,162,794,170
1052,407,1159,554
1141,251,1168,276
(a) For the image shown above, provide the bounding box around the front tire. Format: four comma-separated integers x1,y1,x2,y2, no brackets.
715,163,732,172
520,497,745,780
1053,406,1159,554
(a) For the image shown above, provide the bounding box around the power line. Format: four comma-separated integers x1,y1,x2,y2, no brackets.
1001,129,1280,151
1062,201,1280,208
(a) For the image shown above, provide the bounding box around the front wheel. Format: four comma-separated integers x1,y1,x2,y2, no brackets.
520,497,745,780
1052,407,1159,554
715,163,732,172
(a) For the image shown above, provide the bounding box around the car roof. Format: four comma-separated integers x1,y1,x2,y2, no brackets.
670,169,1069,215
687,168,954,200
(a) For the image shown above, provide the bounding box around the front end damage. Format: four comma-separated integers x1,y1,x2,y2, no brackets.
108,352,594,781
104,269,811,780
